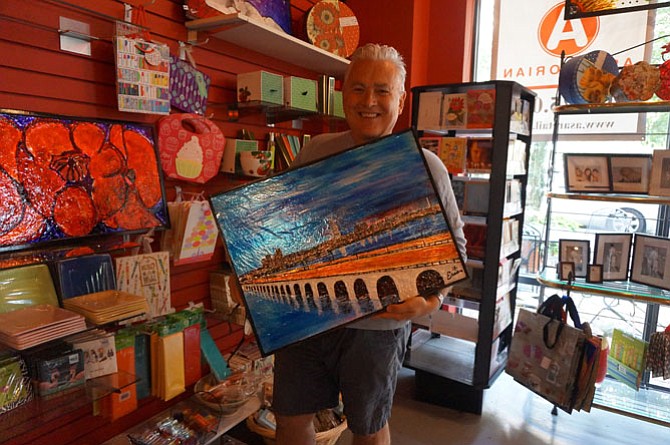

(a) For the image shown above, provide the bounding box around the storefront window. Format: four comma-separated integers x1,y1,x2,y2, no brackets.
474,0,670,403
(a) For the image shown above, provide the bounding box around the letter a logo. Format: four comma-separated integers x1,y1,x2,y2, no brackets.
538,2,599,57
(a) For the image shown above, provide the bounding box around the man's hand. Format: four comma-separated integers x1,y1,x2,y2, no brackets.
374,294,442,321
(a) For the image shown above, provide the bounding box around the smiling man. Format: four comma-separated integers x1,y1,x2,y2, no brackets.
273,43,466,445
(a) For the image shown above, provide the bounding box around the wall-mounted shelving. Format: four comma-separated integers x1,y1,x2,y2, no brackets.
186,13,350,77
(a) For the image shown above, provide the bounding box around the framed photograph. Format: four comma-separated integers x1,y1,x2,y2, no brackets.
594,233,633,281
210,130,468,356
564,154,611,192
586,264,603,284
648,149,670,197
609,154,652,194
558,239,590,278
630,234,670,290
558,261,575,281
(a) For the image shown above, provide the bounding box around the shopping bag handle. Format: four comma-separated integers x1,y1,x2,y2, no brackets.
539,294,582,349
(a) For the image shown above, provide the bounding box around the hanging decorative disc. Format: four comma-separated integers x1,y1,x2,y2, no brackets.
306,0,359,58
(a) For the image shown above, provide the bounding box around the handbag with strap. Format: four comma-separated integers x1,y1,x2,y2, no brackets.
506,294,587,412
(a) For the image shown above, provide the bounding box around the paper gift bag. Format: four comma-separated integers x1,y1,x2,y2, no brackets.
115,36,170,115
169,55,210,115
506,308,586,412
115,252,173,319
164,200,219,266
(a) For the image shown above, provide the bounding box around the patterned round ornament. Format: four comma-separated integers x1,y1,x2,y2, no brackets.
306,0,359,57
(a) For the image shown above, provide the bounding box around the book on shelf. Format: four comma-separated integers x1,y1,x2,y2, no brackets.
439,137,467,175
607,328,648,390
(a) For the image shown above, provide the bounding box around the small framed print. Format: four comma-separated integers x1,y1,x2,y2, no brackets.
564,154,611,192
648,149,670,197
594,233,632,281
558,261,575,281
586,264,603,283
558,239,590,278
630,234,670,290
610,154,652,194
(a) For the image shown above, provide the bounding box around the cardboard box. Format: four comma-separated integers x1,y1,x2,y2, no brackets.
284,76,317,111
237,70,283,105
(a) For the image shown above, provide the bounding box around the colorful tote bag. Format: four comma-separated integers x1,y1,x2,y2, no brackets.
506,303,586,412
169,55,210,115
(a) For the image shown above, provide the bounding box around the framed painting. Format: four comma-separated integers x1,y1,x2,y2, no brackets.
210,130,468,356
558,239,590,278
630,234,670,290
594,233,632,281
558,261,575,281
0,109,168,253
564,154,611,192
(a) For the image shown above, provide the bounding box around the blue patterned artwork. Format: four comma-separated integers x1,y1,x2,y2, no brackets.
210,130,467,355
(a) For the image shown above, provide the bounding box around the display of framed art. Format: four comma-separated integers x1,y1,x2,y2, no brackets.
0,109,169,253
564,154,611,192
558,239,590,278
630,234,670,290
648,149,670,197
594,233,632,281
210,130,468,356
610,154,652,194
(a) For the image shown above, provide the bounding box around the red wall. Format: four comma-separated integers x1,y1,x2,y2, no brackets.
0,1,472,443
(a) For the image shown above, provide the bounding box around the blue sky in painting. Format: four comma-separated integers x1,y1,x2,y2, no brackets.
210,131,442,275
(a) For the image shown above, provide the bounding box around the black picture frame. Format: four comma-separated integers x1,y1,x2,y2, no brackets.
586,264,603,284
558,239,590,278
609,154,652,194
594,233,633,281
564,154,611,193
630,234,670,291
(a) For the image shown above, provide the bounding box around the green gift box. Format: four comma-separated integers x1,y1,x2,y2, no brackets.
284,76,317,111
237,70,283,105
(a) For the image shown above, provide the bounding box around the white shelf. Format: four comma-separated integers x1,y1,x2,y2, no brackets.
186,13,350,77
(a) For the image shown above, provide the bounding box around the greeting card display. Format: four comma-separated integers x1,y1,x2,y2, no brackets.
210,130,467,355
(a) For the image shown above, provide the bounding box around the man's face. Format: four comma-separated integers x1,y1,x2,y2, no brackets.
342,59,406,145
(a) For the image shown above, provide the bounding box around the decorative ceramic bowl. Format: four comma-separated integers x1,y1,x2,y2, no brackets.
194,372,259,415
239,150,273,177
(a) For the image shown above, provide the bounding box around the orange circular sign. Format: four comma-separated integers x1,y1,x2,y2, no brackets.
538,2,599,57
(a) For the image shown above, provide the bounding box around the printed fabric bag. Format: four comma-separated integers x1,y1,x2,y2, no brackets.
169,54,210,115
505,294,587,413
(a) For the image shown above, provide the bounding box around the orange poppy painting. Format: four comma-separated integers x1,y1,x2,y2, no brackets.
0,110,168,252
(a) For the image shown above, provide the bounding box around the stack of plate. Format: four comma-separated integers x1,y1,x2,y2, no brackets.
0,305,87,350
62,290,148,324
0,264,60,313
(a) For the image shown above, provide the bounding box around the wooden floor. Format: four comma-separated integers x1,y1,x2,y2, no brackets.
334,367,669,445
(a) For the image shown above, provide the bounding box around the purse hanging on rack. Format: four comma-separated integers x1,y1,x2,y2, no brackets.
506,293,588,413
169,43,211,115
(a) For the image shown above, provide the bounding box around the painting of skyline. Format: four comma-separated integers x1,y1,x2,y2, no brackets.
210,130,467,355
